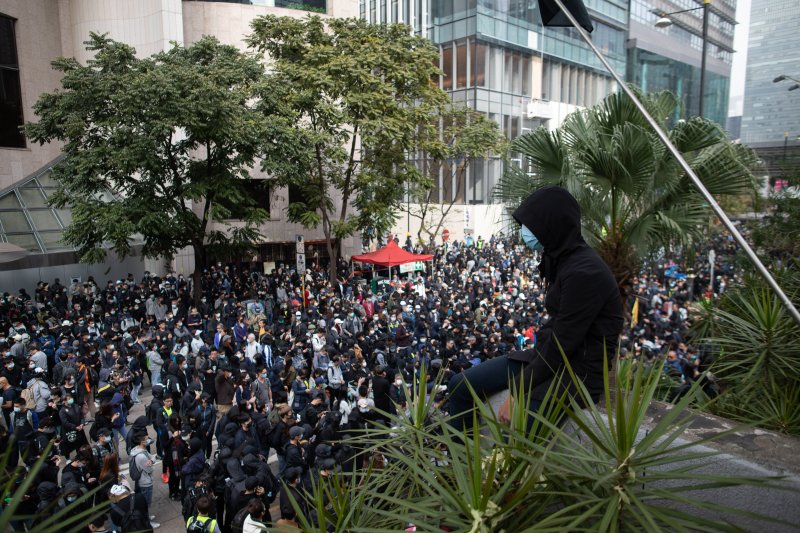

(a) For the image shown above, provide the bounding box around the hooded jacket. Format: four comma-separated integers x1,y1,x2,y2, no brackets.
131,445,154,487
510,186,623,403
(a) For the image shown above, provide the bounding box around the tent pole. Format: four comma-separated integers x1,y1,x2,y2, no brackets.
551,0,800,328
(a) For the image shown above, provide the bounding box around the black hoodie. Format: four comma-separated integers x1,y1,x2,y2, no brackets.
510,186,623,403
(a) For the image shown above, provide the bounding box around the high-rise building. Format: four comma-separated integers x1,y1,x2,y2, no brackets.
739,0,800,182
364,0,629,240
626,0,737,126
0,0,359,288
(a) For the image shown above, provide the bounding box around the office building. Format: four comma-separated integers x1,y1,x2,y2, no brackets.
363,0,629,240
0,0,358,288
739,0,800,183
626,0,737,127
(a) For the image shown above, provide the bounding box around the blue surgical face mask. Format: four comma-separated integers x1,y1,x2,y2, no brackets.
520,225,544,252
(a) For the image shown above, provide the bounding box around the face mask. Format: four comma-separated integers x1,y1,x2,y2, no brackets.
146,437,153,446
13,406,20,413
520,225,544,252
361,362,367,368
261,373,267,379
66,496,77,503
67,398,74,405
7,363,13,369
395,379,402,386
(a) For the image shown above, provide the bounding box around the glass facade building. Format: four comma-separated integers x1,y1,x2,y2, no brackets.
359,0,628,205
626,0,736,126
738,0,800,182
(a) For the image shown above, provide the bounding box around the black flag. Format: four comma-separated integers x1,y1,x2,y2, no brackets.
538,0,594,33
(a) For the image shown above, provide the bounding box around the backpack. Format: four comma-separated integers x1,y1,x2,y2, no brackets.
230,506,250,533
187,516,216,533
128,455,143,483
21,385,36,410
112,497,153,533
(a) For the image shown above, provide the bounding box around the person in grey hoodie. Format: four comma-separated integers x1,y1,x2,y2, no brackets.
131,432,159,528
146,344,164,387
27,369,51,415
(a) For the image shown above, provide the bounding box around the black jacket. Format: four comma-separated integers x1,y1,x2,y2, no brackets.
510,186,623,403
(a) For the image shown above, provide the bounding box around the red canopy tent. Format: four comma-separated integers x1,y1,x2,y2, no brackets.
351,240,432,266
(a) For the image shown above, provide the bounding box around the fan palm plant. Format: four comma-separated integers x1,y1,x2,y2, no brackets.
494,89,759,308
283,358,794,532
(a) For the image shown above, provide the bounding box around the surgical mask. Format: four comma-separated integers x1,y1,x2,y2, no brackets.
361,362,367,368
67,398,74,405
395,379,402,386
13,406,20,413
7,363,13,369
66,496,77,503
146,437,153,446
520,225,544,252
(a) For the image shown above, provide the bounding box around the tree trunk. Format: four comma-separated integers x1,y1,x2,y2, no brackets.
192,244,207,305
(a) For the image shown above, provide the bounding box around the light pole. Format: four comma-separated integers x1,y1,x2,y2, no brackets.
654,0,711,118
773,74,800,92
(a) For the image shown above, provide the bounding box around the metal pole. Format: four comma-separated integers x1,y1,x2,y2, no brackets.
699,0,709,118
550,0,800,327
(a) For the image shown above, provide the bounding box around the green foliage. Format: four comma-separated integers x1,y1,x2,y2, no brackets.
748,193,800,259
248,16,448,279
287,358,789,531
0,444,107,532
24,34,270,293
494,89,759,303
408,104,508,245
692,268,800,434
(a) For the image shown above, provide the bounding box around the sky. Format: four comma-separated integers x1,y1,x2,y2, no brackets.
728,0,751,117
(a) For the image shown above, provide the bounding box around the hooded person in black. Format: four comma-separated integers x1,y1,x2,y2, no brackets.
447,186,623,430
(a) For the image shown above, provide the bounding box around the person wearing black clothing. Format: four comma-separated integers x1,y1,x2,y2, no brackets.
448,186,623,431
370,366,392,425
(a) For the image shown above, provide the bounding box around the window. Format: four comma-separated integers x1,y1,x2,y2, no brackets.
456,42,467,89
442,46,453,90
218,179,270,220
473,41,486,87
0,15,24,148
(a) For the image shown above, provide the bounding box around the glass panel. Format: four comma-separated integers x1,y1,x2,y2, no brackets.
473,42,486,87
0,192,20,209
18,187,48,208
442,46,453,90
6,233,41,252
456,43,467,89
28,209,62,231
0,210,32,232
56,209,73,226
39,232,67,252
36,171,58,188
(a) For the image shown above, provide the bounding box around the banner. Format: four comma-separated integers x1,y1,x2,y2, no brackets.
399,261,426,274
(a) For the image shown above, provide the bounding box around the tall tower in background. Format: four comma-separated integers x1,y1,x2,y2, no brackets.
739,0,800,183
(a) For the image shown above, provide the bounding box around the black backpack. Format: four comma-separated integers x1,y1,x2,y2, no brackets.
187,516,216,533
112,497,152,533
128,455,143,483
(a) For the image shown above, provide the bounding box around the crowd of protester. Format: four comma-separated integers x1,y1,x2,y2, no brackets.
0,231,738,532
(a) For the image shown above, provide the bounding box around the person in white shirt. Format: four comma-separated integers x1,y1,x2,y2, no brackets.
243,333,261,363
242,499,268,533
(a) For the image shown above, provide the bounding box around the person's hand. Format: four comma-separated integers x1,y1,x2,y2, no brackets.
77,424,84,431
112,413,120,420
145,459,154,467
498,396,513,424
255,486,265,496
173,430,180,438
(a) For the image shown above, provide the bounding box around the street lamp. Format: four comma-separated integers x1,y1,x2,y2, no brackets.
774,75,800,92
652,0,711,118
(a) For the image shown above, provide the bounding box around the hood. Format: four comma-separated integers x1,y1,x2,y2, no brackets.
131,446,148,458
132,415,150,431
37,481,60,501
512,186,585,281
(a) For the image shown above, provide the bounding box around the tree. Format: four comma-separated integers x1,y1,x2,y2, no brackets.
407,105,507,247
494,89,759,311
247,16,447,282
24,34,270,301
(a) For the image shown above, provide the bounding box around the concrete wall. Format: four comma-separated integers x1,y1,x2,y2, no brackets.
0,252,146,294
388,202,510,247
0,0,67,190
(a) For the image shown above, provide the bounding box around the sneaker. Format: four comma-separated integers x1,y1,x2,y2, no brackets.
150,522,160,529
161,472,168,483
